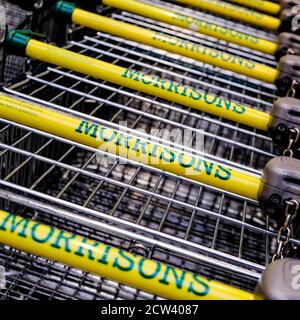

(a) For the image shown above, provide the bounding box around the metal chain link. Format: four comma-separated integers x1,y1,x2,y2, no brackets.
34,0,44,9
272,199,299,262
283,128,300,157
287,48,296,55
287,80,298,98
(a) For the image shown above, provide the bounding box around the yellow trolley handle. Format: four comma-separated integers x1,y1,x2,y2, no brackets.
100,0,278,55
55,2,279,84
5,31,272,134
0,93,262,199
172,0,281,30
0,210,254,299
226,0,281,15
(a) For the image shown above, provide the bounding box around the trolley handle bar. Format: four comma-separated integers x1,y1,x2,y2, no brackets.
1,92,300,227
0,210,254,300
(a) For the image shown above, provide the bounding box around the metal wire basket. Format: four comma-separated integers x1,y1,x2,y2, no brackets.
0,0,299,300
0,1,30,84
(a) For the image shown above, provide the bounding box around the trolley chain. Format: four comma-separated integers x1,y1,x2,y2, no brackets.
279,78,300,157
287,80,299,98
286,48,296,56
283,128,300,157
272,199,299,262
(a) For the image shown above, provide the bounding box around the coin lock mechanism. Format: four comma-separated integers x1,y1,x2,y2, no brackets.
268,97,300,156
279,0,300,33
276,32,300,60
255,258,300,300
259,157,300,226
276,55,300,96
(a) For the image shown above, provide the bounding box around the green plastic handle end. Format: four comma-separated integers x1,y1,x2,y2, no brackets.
54,1,77,23
5,30,32,56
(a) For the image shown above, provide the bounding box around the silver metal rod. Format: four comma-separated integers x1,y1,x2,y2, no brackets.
4,87,265,175
33,68,272,141
144,0,277,41
27,74,274,163
78,36,277,104
112,12,277,66
98,26,277,100
0,188,264,278
0,117,260,203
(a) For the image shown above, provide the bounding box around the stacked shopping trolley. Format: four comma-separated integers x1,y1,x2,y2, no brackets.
0,0,300,300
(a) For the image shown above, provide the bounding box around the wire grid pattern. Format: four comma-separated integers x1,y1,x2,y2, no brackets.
1,1,29,84
149,0,278,41
1,1,28,28
0,4,299,300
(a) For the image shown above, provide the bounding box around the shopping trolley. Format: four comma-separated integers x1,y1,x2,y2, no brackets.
0,0,299,300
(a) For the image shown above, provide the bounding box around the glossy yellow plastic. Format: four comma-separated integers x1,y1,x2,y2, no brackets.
71,8,279,83
102,0,278,54
23,39,272,132
0,93,263,199
0,210,254,299
173,0,281,30
227,0,280,15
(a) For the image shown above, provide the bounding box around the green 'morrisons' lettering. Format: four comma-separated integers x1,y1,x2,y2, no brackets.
152,32,165,42
178,153,195,168
133,139,149,155
197,0,263,19
73,115,234,180
121,67,247,115
216,97,232,111
113,250,135,272
51,230,76,253
190,43,201,54
99,127,117,143
192,160,232,180
98,245,111,265
160,147,176,163
188,88,202,101
204,94,217,105
148,144,159,158
188,274,210,297
233,102,246,114
193,159,214,175
180,86,188,97
115,133,131,149
215,165,232,181
75,237,100,261
171,13,260,45
194,159,204,173
122,68,142,82
141,74,153,85
31,223,54,244
138,258,161,279
0,213,29,238
75,120,99,138
167,81,181,95
159,266,186,289
152,77,167,90
152,32,257,70
203,161,214,176
245,60,256,69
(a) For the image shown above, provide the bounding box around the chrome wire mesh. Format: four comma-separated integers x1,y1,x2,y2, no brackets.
1,1,30,83
148,0,278,41
0,2,299,300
